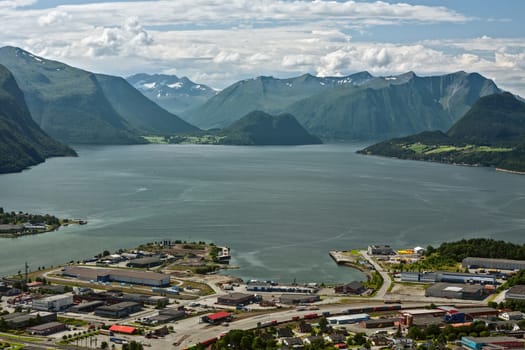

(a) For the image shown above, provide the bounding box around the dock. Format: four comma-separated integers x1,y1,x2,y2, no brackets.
329,250,358,265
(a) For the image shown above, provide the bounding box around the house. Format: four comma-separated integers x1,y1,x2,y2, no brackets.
326,333,346,344
277,328,294,338
334,281,365,295
506,285,525,301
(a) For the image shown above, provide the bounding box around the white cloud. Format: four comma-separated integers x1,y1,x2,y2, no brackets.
38,10,71,26
0,0,35,8
0,1,524,96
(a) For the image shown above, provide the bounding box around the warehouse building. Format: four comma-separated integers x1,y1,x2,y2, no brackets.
32,294,74,312
506,285,525,301
425,283,488,300
27,321,66,335
150,309,186,324
94,302,142,318
127,256,163,268
327,314,369,325
462,257,525,271
1,312,56,329
63,266,170,287
217,293,258,306
368,245,395,255
334,281,365,295
359,318,396,329
401,272,497,285
69,301,105,313
279,294,321,305
461,336,525,350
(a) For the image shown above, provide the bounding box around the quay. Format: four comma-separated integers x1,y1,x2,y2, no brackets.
329,250,358,265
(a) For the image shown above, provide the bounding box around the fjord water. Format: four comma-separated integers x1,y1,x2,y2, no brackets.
1,144,524,283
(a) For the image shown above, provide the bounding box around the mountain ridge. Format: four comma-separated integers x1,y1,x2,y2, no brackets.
0,46,198,144
0,64,76,174
358,92,525,172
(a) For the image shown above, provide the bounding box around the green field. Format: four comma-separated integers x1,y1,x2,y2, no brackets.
406,143,512,155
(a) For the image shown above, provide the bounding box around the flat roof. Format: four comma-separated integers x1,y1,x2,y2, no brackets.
207,311,230,321
401,309,444,315
463,336,524,343
109,325,136,334
64,266,168,281
97,302,140,311
27,322,64,331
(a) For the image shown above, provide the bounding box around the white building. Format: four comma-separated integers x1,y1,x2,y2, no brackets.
32,294,73,312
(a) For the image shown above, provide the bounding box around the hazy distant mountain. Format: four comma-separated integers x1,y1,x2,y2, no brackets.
0,47,198,144
0,64,76,174
185,71,501,141
220,111,322,145
183,72,373,129
127,73,216,115
359,92,525,172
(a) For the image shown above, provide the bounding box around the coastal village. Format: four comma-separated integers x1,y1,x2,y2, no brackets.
1,240,525,350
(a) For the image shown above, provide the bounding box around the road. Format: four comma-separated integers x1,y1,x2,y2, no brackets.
360,250,392,300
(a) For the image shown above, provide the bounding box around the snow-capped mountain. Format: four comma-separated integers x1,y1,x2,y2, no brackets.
127,73,217,115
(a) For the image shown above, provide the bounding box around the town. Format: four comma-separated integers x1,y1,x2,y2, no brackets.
1,240,525,350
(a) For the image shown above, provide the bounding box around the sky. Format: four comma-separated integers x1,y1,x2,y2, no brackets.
1,0,524,95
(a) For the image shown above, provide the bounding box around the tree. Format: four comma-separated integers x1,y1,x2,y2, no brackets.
100,341,108,349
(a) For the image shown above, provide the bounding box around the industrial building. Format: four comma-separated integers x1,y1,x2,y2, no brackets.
359,318,396,329
462,257,525,271
109,325,136,334
94,302,142,318
150,308,186,324
506,285,525,301
217,293,258,306
32,294,74,312
246,282,316,294
69,300,105,313
63,266,170,287
461,336,525,350
26,322,66,335
327,314,369,325
401,272,497,285
127,256,163,268
425,283,488,300
201,311,231,325
279,294,321,305
368,245,395,255
0,312,56,329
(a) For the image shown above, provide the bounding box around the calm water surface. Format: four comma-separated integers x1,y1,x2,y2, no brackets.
1,144,524,283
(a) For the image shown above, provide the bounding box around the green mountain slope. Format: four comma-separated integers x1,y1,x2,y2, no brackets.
183,72,373,129
359,93,525,172
219,111,322,145
95,74,198,135
288,71,501,140
184,71,500,141
0,64,76,174
0,46,198,144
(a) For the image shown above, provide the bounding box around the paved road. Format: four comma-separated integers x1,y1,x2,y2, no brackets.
360,250,392,300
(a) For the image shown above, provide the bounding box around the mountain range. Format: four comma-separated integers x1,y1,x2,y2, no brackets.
358,92,525,172
126,73,216,115
0,64,76,174
0,46,197,145
183,71,501,141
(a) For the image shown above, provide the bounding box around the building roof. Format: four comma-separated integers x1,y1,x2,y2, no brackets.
27,322,64,331
507,285,525,296
207,311,230,321
109,325,136,334
463,336,524,344
97,301,140,311
63,266,168,282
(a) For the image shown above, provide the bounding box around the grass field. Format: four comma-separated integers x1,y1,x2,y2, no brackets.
406,143,513,155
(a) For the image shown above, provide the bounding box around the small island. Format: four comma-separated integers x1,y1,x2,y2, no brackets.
0,207,86,238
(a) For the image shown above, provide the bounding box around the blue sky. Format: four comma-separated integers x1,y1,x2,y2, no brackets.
1,0,524,95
